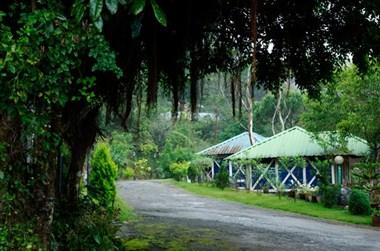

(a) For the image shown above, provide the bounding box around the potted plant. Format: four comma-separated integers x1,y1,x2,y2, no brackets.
372,208,380,227
297,185,307,200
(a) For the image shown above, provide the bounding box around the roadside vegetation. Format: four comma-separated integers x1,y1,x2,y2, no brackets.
115,195,137,222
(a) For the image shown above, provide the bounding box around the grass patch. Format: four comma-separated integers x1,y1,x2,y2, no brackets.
123,221,238,251
169,180,372,225
115,195,137,222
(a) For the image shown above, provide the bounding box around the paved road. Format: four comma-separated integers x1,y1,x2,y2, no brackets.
118,180,380,251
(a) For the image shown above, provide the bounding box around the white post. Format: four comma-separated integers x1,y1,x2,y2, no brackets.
303,165,307,185
228,161,233,177
275,159,279,184
246,165,252,191
331,164,335,185
211,162,215,179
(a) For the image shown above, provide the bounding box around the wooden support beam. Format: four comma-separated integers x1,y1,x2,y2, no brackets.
252,160,274,190
233,164,245,178
278,159,302,186
306,159,319,186
228,161,233,177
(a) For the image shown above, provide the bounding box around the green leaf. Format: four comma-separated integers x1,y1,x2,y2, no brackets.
130,0,146,15
106,0,118,14
0,171,4,180
72,0,86,23
0,11,6,22
94,17,103,31
93,233,101,244
130,16,142,38
90,0,103,19
150,0,167,27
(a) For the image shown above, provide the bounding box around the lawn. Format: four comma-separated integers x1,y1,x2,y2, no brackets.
115,195,137,222
169,181,372,225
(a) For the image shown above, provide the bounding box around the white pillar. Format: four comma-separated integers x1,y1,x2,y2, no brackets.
303,165,307,185
228,161,233,177
275,160,279,184
246,165,252,191
211,162,215,179
331,164,335,184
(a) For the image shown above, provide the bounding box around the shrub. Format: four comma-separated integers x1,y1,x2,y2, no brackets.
215,166,230,190
123,168,135,180
349,189,371,215
53,197,122,251
0,223,42,251
134,159,151,179
188,157,213,183
109,131,133,169
89,142,118,209
321,185,340,208
169,162,190,181
159,148,194,177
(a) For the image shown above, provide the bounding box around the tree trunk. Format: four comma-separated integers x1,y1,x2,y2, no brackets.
247,0,258,145
63,103,99,211
147,26,158,108
237,71,243,119
231,71,236,117
190,50,199,121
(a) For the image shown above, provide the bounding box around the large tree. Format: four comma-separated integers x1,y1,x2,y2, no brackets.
302,62,380,161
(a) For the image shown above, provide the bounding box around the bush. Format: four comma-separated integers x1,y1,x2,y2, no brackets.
109,131,133,169
89,142,118,209
188,157,213,183
349,189,371,215
134,159,151,179
169,162,190,181
53,197,122,251
321,185,340,208
215,166,230,190
0,223,42,251
123,168,135,180
159,148,194,177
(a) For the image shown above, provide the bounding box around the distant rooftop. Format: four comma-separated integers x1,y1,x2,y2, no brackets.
198,132,266,157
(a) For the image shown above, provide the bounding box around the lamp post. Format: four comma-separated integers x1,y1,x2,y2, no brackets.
334,155,344,185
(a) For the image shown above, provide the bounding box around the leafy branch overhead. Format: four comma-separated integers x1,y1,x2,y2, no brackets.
87,0,167,30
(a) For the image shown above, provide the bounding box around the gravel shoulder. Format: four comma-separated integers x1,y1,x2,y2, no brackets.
117,180,380,251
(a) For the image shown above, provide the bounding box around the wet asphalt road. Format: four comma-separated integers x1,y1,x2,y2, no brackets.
117,180,380,251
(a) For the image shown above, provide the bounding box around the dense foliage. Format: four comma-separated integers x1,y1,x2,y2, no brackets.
215,166,230,190
169,162,190,181
349,189,372,215
321,185,340,208
52,197,122,251
302,63,380,160
89,142,118,209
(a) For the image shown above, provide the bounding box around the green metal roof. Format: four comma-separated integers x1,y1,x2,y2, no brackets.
197,132,266,157
226,126,369,160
